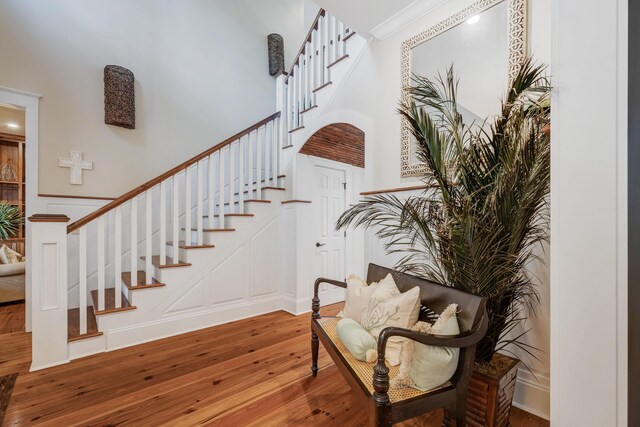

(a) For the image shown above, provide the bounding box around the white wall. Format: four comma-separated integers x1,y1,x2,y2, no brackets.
551,0,627,425
317,0,552,418
0,0,307,198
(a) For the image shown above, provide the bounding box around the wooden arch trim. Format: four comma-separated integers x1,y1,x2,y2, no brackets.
299,123,364,168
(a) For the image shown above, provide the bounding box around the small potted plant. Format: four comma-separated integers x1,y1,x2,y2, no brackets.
337,58,550,426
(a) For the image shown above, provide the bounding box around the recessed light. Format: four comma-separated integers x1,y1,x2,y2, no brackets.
466,15,480,25
6,123,19,129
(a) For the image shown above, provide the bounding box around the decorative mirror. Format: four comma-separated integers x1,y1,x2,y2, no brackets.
400,0,527,177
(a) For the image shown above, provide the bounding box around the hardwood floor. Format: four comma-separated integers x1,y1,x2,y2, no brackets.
0,302,25,335
1,303,549,426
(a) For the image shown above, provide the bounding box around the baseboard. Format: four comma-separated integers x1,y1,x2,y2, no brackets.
281,291,345,315
100,296,283,353
512,367,550,420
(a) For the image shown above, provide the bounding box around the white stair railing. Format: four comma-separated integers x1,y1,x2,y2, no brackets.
281,9,353,146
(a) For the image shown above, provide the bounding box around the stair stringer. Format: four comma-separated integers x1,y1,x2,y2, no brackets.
101,201,284,353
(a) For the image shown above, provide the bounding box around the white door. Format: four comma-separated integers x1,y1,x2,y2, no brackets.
313,165,346,298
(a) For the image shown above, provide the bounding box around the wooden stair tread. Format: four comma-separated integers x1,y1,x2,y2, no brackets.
141,255,191,268
263,186,286,191
282,145,294,150
183,227,236,232
327,54,349,68
312,81,332,93
90,288,136,315
288,125,305,134
68,307,103,342
166,241,215,249
122,271,166,290
343,31,357,42
301,105,318,114
202,213,255,218
244,199,272,203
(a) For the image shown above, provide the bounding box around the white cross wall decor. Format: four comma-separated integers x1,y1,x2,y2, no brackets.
59,151,93,185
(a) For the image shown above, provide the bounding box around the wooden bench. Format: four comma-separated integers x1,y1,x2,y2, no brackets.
311,263,488,426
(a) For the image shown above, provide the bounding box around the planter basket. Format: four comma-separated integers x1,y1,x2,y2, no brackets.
465,354,520,426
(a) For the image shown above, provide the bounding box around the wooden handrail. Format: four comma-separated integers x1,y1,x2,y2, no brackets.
67,111,281,233
285,9,325,80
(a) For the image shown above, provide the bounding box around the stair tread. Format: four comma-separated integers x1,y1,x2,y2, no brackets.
343,31,357,42
166,241,215,249
301,105,318,114
244,199,272,203
141,255,191,268
122,271,166,289
202,213,255,218
68,307,103,342
288,125,305,134
312,81,332,93
183,227,236,232
328,54,349,68
263,186,286,191
90,288,136,315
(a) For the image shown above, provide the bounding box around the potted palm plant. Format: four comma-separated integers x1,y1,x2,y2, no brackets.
0,202,23,239
337,58,550,426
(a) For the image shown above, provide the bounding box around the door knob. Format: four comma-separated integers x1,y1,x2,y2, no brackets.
315,242,326,247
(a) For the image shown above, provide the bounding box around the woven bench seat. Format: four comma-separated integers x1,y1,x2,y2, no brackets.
315,317,451,403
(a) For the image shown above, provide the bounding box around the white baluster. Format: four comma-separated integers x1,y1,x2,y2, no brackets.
145,189,153,276
330,15,337,63
296,60,302,125
79,226,87,334
238,137,245,213
114,206,122,308
184,167,191,246
275,116,281,183
248,131,254,199
323,14,329,83
130,197,138,287
304,41,313,110
266,122,273,185
197,161,203,245
256,126,263,200
97,216,105,312
219,149,226,228
229,142,236,213
172,175,179,262
208,155,215,228
271,122,279,187
159,181,167,265
338,21,345,57
311,30,317,100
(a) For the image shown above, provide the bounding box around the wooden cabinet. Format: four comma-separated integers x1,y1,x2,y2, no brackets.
0,132,25,255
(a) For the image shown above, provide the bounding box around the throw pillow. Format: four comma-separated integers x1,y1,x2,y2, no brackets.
338,273,398,324
336,318,378,363
361,285,421,366
0,245,9,265
4,246,22,264
393,304,460,391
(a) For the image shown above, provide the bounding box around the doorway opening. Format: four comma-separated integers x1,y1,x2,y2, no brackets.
0,103,26,334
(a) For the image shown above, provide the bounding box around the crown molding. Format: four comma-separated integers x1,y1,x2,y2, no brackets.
369,0,450,40
0,86,42,99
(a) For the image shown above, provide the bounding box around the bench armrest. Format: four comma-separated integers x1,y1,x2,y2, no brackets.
376,308,488,358
311,277,347,318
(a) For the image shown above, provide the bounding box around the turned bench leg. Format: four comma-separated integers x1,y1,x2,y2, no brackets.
311,330,319,377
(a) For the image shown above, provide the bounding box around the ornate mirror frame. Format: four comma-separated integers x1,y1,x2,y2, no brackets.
400,0,527,177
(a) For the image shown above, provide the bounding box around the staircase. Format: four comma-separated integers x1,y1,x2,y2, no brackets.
28,8,367,370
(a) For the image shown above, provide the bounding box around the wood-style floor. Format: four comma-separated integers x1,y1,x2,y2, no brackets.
0,303,549,426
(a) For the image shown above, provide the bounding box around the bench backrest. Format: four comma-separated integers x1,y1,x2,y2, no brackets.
366,263,486,334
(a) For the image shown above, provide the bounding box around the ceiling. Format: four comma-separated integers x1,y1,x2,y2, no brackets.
0,104,25,136
312,0,447,38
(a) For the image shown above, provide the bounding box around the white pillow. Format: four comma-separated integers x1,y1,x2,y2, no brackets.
338,273,399,324
0,245,9,265
361,285,421,366
393,304,460,391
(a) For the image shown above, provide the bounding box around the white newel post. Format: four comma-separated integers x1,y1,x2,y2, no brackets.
28,214,70,371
